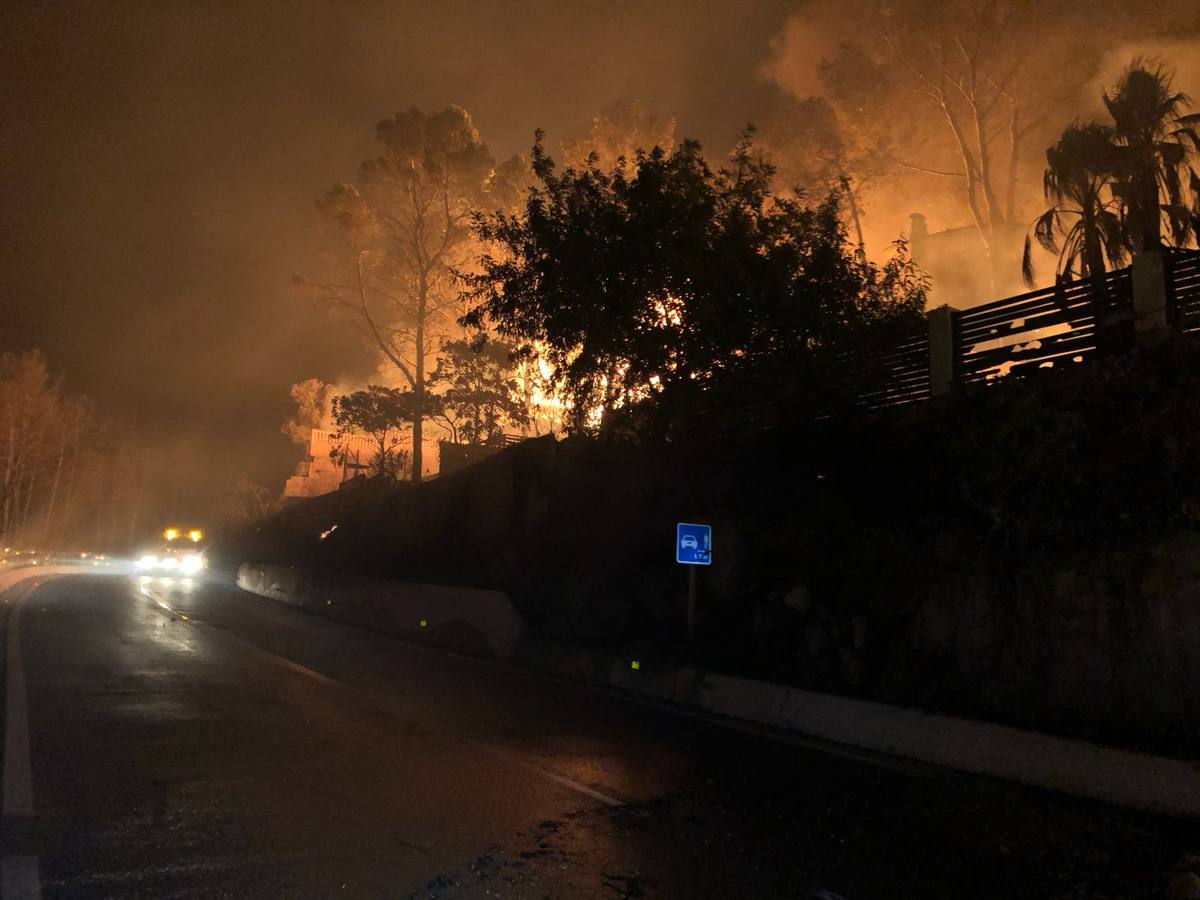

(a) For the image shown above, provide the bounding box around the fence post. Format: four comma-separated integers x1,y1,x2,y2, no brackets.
1132,250,1171,344
927,305,958,396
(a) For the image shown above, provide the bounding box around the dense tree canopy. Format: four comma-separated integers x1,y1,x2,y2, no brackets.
331,386,425,479
463,134,927,436
429,336,529,445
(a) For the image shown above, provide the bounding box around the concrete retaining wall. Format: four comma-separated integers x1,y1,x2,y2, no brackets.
236,563,526,660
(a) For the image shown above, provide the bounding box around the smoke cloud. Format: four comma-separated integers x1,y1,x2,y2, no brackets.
0,0,791,526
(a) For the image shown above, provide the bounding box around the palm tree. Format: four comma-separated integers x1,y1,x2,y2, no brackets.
1104,59,1200,253
1023,122,1126,286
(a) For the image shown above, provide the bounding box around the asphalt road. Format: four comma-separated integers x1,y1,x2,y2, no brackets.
0,572,1195,899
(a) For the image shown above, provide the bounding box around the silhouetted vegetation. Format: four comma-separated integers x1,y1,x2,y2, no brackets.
429,335,529,445
463,134,927,437
331,386,420,478
1025,61,1200,284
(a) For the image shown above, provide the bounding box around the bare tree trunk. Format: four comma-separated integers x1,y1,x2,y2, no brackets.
941,101,994,269
61,415,83,534
9,467,21,537
1005,104,1021,223
3,423,17,533
21,468,36,535
412,277,427,483
839,174,867,257
43,429,68,541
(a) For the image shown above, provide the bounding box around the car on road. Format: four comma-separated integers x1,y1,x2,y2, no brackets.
136,526,207,575
136,544,206,575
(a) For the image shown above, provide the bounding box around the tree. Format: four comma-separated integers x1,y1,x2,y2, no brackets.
223,474,281,527
1023,60,1200,287
1105,59,1200,253
331,386,427,479
0,350,138,547
560,100,676,170
1023,122,1126,285
300,106,518,481
464,134,926,437
765,0,1197,287
755,95,875,255
0,351,58,538
281,378,334,445
781,2,1063,284
429,335,530,445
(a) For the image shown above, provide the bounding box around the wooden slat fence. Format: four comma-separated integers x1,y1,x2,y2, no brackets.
640,249,1200,438
1167,249,1200,333
955,267,1132,383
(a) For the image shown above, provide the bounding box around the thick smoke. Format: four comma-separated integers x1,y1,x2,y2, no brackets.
7,0,1198,530
760,1,1200,301
0,0,790,527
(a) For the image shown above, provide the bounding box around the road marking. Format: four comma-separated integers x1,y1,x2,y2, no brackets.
4,581,36,818
141,583,625,808
477,745,624,807
234,632,625,807
1,855,41,899
2,579,43,900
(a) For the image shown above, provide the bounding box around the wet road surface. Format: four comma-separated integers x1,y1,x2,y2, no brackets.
0,573,1195,898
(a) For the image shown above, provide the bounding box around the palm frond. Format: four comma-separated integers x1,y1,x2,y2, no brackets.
1033,208,1061,254
1021,235,1037,287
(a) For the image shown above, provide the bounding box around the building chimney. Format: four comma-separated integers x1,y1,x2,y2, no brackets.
909,213,928,263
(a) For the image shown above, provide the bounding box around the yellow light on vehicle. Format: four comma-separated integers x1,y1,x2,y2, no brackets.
164,528,180,541
188,529,203,542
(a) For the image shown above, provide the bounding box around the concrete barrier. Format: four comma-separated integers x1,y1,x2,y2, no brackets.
602,662,1200,819
234,563,1199,817
236,563,526,660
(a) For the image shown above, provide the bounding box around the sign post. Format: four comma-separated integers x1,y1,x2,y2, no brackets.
675,522,712,641
687,566,697,640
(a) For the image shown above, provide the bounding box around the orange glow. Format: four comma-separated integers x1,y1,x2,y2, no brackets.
163,528,180,541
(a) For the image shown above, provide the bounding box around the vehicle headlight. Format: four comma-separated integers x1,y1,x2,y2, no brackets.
136,554,159,570
160,556,177,570
179,554,203,575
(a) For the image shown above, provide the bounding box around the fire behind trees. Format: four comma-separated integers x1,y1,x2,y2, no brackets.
296,107,526,482
289,40,1200,480
761,0,1200,295
463,134,928,438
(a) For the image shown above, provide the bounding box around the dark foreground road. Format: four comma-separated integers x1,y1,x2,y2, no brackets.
0,573,1195,899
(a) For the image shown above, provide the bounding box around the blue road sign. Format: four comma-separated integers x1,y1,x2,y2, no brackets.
676,522,712,565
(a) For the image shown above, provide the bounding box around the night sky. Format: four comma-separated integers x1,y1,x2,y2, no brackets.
0,0,791,512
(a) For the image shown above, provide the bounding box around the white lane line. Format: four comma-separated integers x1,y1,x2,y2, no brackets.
476,745,624,807
142,584,625,808
4,581,36,818
3,579,43,900
1,855,41,899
